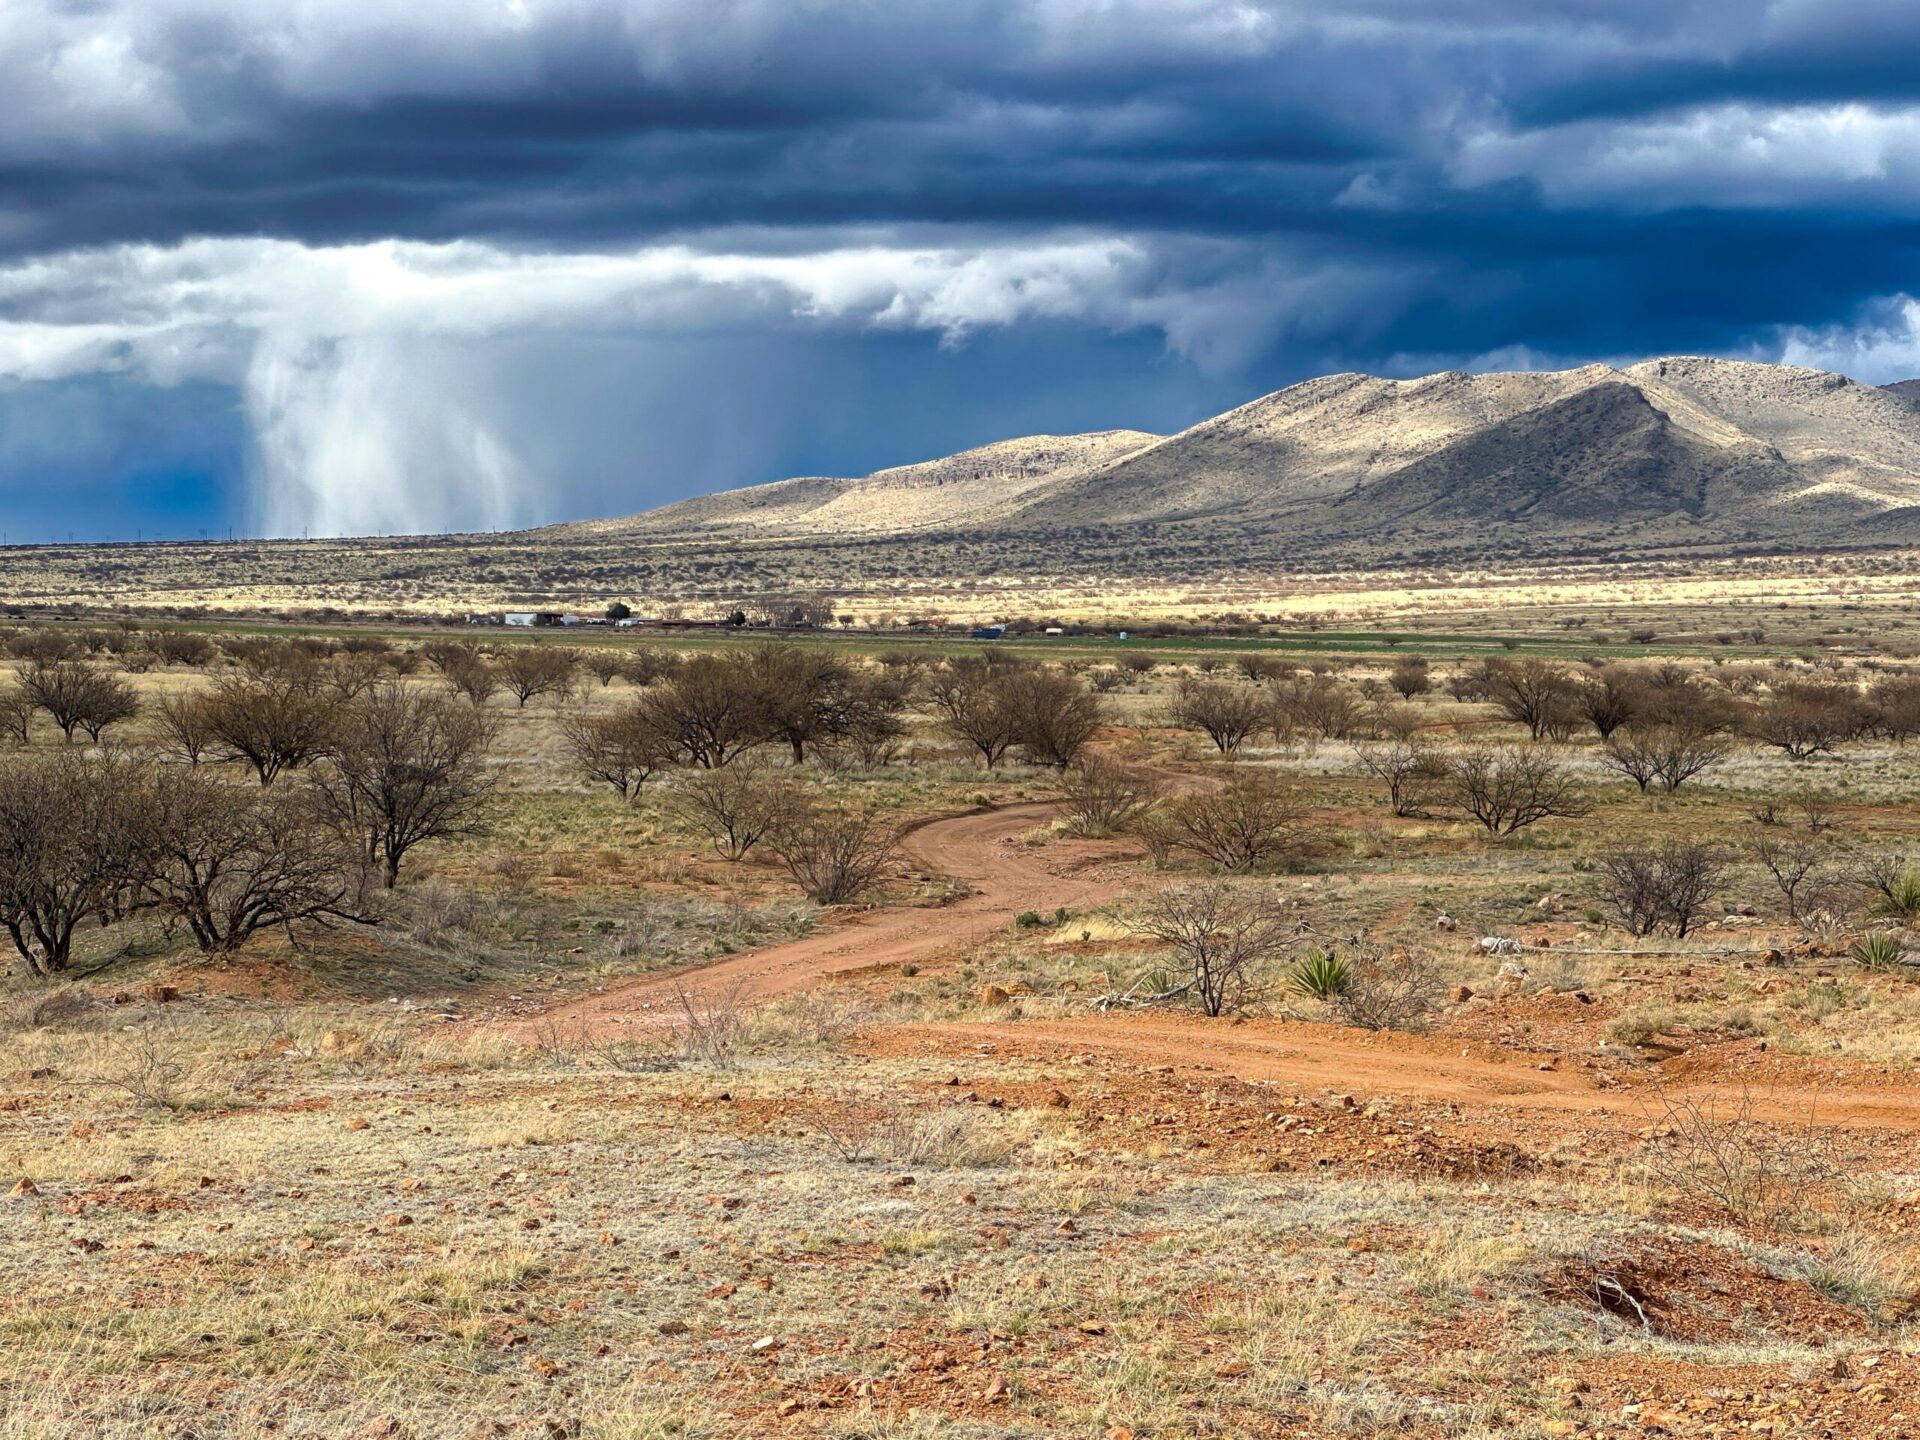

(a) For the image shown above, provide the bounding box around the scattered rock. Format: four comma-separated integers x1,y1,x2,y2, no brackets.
977,984,1011,1007
8,1178,38,1198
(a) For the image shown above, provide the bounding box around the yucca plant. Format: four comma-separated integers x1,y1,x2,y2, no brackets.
1876,869,1920,922
1288,949,1353,1001
1850,932,1908,972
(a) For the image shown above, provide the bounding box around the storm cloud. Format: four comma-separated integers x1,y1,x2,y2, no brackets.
4,0,1920,536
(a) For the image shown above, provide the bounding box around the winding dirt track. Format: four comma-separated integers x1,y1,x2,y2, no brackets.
528,800,1131,1032
871,1016,1920,1130
519,799,1920,1131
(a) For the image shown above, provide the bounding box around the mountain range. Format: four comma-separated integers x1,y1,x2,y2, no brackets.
560,357,1920,567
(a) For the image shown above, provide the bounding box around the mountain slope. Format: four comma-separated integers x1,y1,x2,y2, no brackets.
571,430,1159,537
566,357,1920,563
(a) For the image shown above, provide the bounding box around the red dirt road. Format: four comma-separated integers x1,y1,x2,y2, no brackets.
514,797,1920,1131
871,1013,1920,1130
526,800,1131,1032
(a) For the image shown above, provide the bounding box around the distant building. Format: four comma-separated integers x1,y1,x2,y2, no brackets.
971,623,1007,640
503,611,564,627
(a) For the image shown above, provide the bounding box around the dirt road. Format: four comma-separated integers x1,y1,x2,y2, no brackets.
527,800,1130,1032
513,794,1920,1132
871,1014,1920,1130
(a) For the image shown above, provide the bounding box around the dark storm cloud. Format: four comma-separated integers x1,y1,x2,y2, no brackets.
7,0,1920,537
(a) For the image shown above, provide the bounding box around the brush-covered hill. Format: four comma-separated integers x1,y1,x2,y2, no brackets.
557,357,1920,566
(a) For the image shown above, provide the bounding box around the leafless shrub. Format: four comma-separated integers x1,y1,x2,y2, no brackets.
559,703,668,805
582,651,626,687
1166,678,1267,753
1596,842,1730,938
1058,754,1161,837
1333,944,1444,1032
134,769,368,951
499,646,577,708
1599,720,1730,793
1648,1083,1836,1226
442,651,501,707
1485,659,1581,740
1270,672,1366,741
152,691,215,764
0,750,143,975
0,684,30,746
1130,879,1292,1015
201,670,334,784
1164,769,1306,870
1128,804,1182,868
1751,835,1834,924
1745,681,1861,759
1353,738,1447,817
635,653,768,767
667,760,793,860
925,658,1019,768
309,680,497,886
815,1104,1009,1168
673,983,749,1068
1387,656,1430,699
19,660,139,742
92,1023,191,1111
1001,666,1103,768
766,798,900,904
1445,744,1589,837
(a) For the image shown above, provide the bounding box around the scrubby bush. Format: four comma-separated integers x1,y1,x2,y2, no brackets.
1163,769,1305,870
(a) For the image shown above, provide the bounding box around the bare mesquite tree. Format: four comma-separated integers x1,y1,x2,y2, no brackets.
201,670,335,784
667,761,793,860
133,768,366,950
311,681,497,887
1131,879,1292,1016
1597,721,1735,802
442,650,501,707
1446,744,1589,836
1597,842,1730,938
0,751,142,975
1577,667,1641,740
1387,656,1431,700
1745,680,1860,760
926,658,1019,768
1269,672,1365,742
0,684,30,746
1750,835,1833,924
500,646,578,708
999,667,1103,768
19,660,139,742
1166,678,1268,754
560,702,668,805
1484,659,1581,741
1353,738,1448,817
1058,754,1162,837
1164,769,1305,870
766,797,900,904
745,644,855,764
152,691,217,765
637,654,768,768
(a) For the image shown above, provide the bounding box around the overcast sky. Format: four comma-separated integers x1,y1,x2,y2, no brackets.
5,0,1920,539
